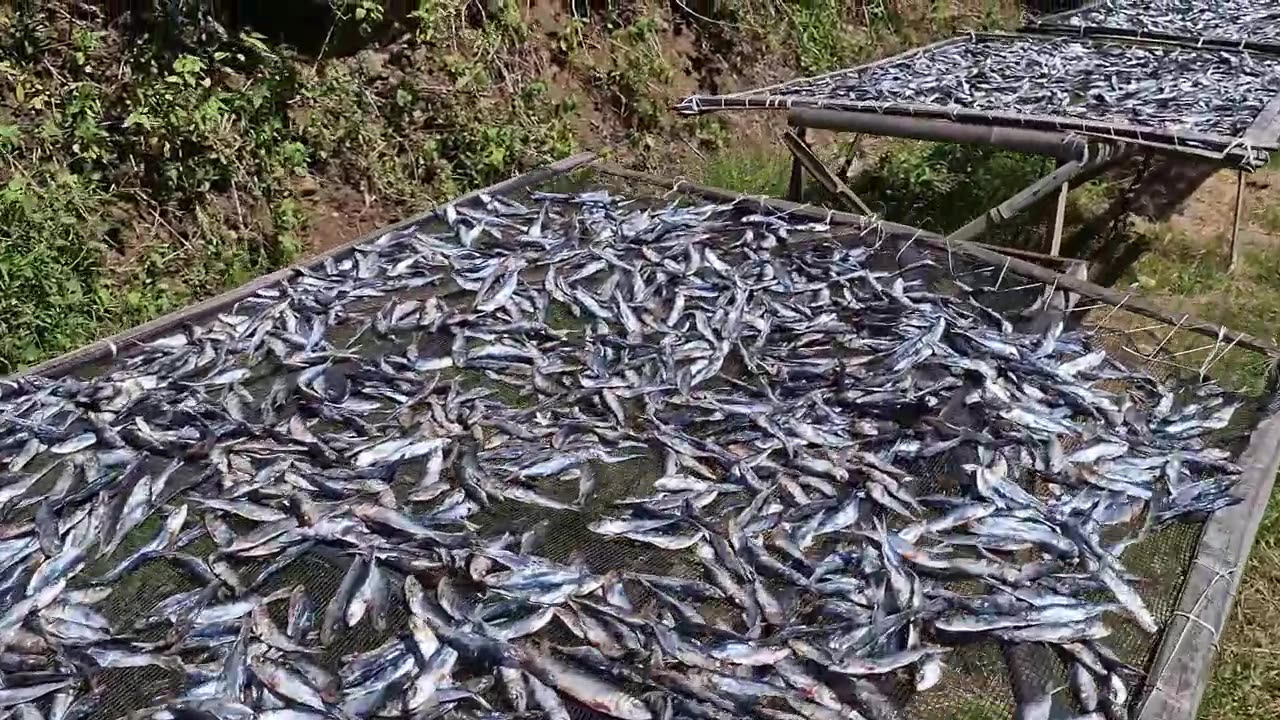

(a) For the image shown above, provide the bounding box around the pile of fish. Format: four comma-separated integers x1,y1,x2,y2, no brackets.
678,35,1280,141
1033,0,1280,46
0,182,1246,720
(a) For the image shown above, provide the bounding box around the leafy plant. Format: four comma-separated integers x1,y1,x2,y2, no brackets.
701,145,791,197
854,142,1053,233
332,0,386,36
0,0,1027,373
0,173,111,372
780,0,869,73
594,14,674,134
0,1,582,371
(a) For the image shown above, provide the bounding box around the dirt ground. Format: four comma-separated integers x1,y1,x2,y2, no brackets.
1170,165,1280,254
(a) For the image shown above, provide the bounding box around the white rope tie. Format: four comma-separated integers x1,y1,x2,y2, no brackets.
1152,558,1242,698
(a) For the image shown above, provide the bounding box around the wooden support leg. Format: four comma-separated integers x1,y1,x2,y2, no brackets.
787,125,806,202
1230,169,1245,273
1050,179,1069,257
781,129,875,216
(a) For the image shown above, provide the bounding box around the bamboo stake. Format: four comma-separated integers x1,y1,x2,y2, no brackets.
1230,169,1245,273
787,126,806,202
781,129,874,215
1051,175,1070,256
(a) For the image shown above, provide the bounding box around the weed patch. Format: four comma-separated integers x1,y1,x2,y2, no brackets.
0,1,575,373
852,141,1054,233
699,145,791,197
0,0,1024,374
1254,201,1280,235
1128,222,1279,392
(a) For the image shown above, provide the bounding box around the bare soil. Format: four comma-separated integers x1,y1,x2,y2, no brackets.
1170,167,1280,253
298,181,398,255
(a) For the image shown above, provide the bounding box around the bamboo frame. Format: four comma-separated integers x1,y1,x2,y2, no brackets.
683,95,1263,159
1242,90,1280,148
1027,4,1280,57
7,153,1278,720
678,32,1280,168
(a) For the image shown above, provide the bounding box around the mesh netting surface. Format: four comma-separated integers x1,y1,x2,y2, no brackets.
1030,0,1280,46
677,34,1280,161
0,166,1269,720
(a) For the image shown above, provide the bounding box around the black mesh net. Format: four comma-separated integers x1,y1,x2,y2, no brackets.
676,34,1279,165
0,165,1269,720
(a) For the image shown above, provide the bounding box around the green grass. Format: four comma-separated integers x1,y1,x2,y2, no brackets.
699,146,791,198
1255,203,1280,235
1127,224,1280,393
696,138,1066,240
764,0,1020,73
1200,499,1280,718
850,140,1055,234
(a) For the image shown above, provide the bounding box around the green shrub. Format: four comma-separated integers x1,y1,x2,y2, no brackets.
854,142,1054,233
0,1,577,372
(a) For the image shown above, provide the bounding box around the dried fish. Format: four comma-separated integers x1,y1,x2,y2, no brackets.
679,34,1280,154
0,182,1246,720
1034,0,1280,47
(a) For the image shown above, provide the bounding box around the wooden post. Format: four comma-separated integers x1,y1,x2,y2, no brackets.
787,125,806,202
781,129,874,216
1050,177,1069,256
1230,169,1245,273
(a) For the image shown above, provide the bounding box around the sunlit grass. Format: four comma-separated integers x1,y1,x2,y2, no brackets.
698,145,791,198
1127,222,1280,394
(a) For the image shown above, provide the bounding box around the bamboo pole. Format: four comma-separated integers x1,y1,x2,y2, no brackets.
683,96,1273,160
781,129,874,215
787,126,807,201
788,108,1090,161
1230,169,1245,273
1050,176,1070,256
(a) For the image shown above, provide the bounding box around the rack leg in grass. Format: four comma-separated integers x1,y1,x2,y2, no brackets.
1050,163,1069,257
787,126,806,201
1230,169,1245,273
781,128,874,216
